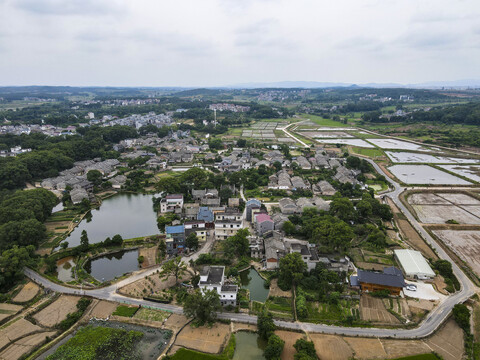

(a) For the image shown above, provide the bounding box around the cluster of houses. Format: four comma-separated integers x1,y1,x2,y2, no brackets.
39,159,122,204
208,103,250,112
0,145,32,157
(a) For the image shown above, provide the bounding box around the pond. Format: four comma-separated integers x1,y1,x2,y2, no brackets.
388,164,472,185
240,268,269,303
85,250,140,282
61,193,159,248
233,331,266,360
56,256,75,282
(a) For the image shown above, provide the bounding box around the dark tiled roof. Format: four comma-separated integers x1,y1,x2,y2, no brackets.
199,266,224,285
221,285,238,292
358,267,405,288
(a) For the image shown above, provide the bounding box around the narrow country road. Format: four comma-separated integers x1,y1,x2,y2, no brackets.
24,159,477,339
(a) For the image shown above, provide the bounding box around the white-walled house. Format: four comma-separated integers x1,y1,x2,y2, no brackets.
198,266,238,306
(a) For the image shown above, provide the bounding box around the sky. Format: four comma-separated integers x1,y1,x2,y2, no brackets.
0,0,479,87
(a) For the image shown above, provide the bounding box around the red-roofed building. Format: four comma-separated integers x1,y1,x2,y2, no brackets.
255,213,274,235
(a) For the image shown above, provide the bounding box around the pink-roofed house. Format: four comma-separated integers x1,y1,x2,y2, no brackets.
255,213,274,235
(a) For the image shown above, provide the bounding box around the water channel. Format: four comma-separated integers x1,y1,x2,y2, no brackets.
61,193,159,248
239,267,269,303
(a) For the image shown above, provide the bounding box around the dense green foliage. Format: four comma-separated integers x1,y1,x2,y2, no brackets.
112,305,139,318
264,334,284,360
47,325,144,360
183,289,221,325
432,260,460,292
257,310,276,340
0,245,36,292
223,229,250,258
57,298,92,331
278,252,307,290
294,338,318,360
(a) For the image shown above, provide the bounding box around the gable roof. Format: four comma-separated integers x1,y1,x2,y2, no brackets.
357,267,405,288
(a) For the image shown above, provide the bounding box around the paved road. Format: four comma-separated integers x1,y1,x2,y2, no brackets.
24,161,477,338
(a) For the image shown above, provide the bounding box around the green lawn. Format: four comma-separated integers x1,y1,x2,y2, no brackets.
112,305,139,317
349,147,384,158
134,308,170,322
299,114,346,128
304,299,357,324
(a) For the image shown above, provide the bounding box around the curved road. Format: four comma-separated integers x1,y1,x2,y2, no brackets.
25,160,476,339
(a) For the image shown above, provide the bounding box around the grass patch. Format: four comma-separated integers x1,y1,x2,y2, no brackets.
134,308,170,322
350,146,384,158
112,305,139,317
391,354,442,360
299,114,346,128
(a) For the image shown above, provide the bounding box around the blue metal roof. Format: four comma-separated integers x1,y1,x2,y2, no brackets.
166,225,185,234
197,207,214,222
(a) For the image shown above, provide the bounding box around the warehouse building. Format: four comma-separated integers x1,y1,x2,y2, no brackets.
394,249,435,280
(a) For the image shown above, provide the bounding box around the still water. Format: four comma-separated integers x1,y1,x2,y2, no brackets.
240,268,269,303
233,331,266,360
62,193,159,248
85,249,140,282
56,256,75,282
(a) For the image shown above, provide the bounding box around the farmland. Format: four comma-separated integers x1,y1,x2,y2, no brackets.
33,295,79,327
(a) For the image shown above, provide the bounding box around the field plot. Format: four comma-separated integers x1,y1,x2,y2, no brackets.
359,295,400,324
119,271,191,298
408,192,480,224
381,339,432,358
440,165,480,182
315,139,375,148
432,230,480,276
12,281,40,303
309,334,353,360
33,295,79,327
297,131,353,138
424,318,464,360
0,331,56,360
389,165,471,185
134,308,170,323
343,337,386,359
174,323,230,353
367,139,429,151
386,151,480,164
0,303,23,321
0,318,41,349
275,330,304,360
412,205,480,224
138,246,157,268
86,300,117,319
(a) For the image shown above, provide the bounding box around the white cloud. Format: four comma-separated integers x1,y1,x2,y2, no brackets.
0,0,479,86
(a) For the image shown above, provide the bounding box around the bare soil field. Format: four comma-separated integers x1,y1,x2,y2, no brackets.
381,339,431,358
355,262,386,271
275,330,304,360
343,337,386,359
432,275,449,295
437,193,480,205
12,282,40,303
85,300,117,319
0,318,41,349
0,303,23,322
309,334,353,360
174,323,230,354
462,205,480,218
33,295,79,327
360,295,400,324
163,314,190,333
387,198,437,260
119,272,191,298
0,331,56,360
268,279,292,298
408,193,450,205
424,318,464,360
138,246,157,268
432,229,480,276
412,204,480,224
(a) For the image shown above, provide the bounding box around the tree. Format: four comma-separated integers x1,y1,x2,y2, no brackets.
158,239,166,258
237,139,247,147
282,221,296,236
80,230,89,251
185,233,199,250
183,289,221,325
278,252,307,290
329,196,355,222
219,188,233,204
294,338,317,360
86,169,103,186
155,176,181,194
223,229,250,258
258,310,276,340
452,304,471,333
0,245,36,292
264,334,284,360
159,257,187,284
